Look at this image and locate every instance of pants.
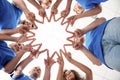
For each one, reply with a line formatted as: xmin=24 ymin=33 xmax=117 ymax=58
xmin=102 ymin=17 xmax=120 ymax=72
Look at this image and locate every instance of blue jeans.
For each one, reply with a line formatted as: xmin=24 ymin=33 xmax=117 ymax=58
xmin=102 ymin=17 xmax=120 ymax=72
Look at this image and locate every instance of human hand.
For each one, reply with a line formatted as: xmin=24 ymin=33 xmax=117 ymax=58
xmin=67 ymin=15 xmax=77 ymax=26
xmin=17 ymin=34 xmax=35 ymax=43
xmin=74 ymin=29 xmax=84 ymax=38
xmin=49 ymin=7 xmax=58 ymax=21
xmin=56 ymin=51 xmax=64 ymax=66
xmin=44 ymin=51 xmax=56 ymax=69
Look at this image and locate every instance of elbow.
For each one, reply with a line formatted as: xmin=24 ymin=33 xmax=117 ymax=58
xmin=2 ymin=67 xmax=13 ymax=74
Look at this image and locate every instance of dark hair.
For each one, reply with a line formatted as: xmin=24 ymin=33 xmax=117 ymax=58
xmin=63 ymin=69 xmax=84 ymax=80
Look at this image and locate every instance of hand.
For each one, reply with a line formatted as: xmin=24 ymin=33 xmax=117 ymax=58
xmin=67 ymin=15 xmax=77 ymax=26
xmin=72 ymin=39 xmax=84 ymax=50
xmin=17 ymin=34 xmax=34 ymax=43
xmin=74 ymin=29 xmax=84 ymax=38
xmin=61 ymin=48 xmax=72 ymax=62
xmin=44 ymin=51 xmax=56 ymax=68
xmin=38 ymin=7 xmax=46 ymax=18
xmin=56 ymin=51 xmax=64 ymax=66
xmin=26 ymin=12 xmax=35 ymax=22
xmin=61 ymin=9 xmax=69 ymax=18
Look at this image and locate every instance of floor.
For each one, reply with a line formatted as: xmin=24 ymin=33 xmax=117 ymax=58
xmin=0 ymin=0 xmax=120 ymax=80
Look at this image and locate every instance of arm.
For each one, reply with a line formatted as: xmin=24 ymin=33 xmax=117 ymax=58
xmin=0 ymin=33 xmax=18 ymax=42
xmin=82 ymin=17 xmax=106 ymax=33
xmin=53 ymin=0 xmax=62 ymax=8
xmin=62 ymin=48 xmax=93 ymax=80
xmin=70 ymin=57 xmax=93 ymax=80
xmin=12 ymin=0 xmax=30 ymax=16
xmin=12 ymin=55 xmax=33 ymax=78
xmin=80 ymin=46 xmax=102 ymax=66
xmin=28 ymin=0 xmax=42 ymax=10
xmin=56 ymin=51 xmax=64 ymax=80
xmin=2 ymin=50 xmax=26 ymax=73
xmin=76 ymin=5 xmax=102 ymax=19
xmin=0 ymin=29 xmax=17 ymax=35
xmin=43 ymin=51 xmax=55 ymax=80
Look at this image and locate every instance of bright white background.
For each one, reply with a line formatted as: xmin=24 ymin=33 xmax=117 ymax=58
xmin=0 ymin=0 xmax=120 ymax=80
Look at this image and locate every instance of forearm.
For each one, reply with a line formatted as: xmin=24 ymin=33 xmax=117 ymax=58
xmin=76 ymin=5 xmax=102 ymax=19
xmin=70 ymin=59 xmax=93 ymax=80
xmin=0 ymin=34 xmax=18 ymax=42
xmin=0 ymin=29 xmax=17 ymax=35
xmin=82 ymin=17 xmax=106 ymax=33
xmin=57 ymin=65 xmax=64 ymax=80
xmin=12 ymin=0 xmax=30 ymax=15
xmin=43 ymin=67 xmax=51 ymax=80
xmin=28 ymin=0 xmax=42 ymax=10
xmin=53 ymin=0 xmax=62 ymax=8
xmin=80 ymin=46 xmax=102 ymax=66
xmin=65 ymin=0 xmax=72 ymax=10
xmin=2 ymin=50 xmax=25 ymax=73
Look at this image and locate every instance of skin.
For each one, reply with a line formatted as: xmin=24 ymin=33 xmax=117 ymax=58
xmin=67 ymin=5 xmax=102 ymax=26
xmin=66 ymin=17 xmax=106 ymax=66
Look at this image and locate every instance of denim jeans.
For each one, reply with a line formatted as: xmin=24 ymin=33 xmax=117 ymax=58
xmin=102 ymin=17 xmax=120 ymax=72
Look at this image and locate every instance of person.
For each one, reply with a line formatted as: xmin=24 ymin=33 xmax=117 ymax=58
xmin=28 ymin=0 xmax=52 ymax=23
xmin=10 ymin=40 xmax=49 ymax=80
xmin=66 ymin=0 xmax=107 ymax=26
xmin=49 ymin=0 xmax=62 ymax=22
xmin=0 ymin=0 xmax=37 ymax=30
xmin=67 ymin=17 xmax=120 ymax=72
xmin=56 ymin=45 xmax=93 ymax=80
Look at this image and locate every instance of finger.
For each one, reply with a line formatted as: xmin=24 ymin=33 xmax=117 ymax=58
xmin=55 ymin=16 xmax=62 ymax=22
xmin=27 ymin=31 xmax=35 ymax=37
xmin=49 ymin=13 xmax=53 ymax=22
xmin=45 ymin=15 xmax=50 ymax=22
xmin=50 ymin=52 xmax=56 ymax=59
xmin=35 ymin=19 xmax=43 ymax=24
xmin=55 ymin=51 xmax=60 ymax=57
xmin=29 ymin=38 xmax=36 ymax=45
xmin=39 ymin=49 xmax=48 ymax=54
xmin=66 ymin=36 xmax=74 ymax=43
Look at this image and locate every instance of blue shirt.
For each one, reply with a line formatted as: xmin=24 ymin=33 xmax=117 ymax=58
xmin=0 ymin=0 xmax=22 ymax=30
xmin=11 ymin=74 xmax=35 ymax=80
xmin=0 ymin=40 xmax=16 ymax=69
xmin=86 ymin=19 xmax=111 ymax=67
xmin=0 ymin=0 xmax=22 ymax=69
xmin=76 ymin=0 xmax=107 ymax=10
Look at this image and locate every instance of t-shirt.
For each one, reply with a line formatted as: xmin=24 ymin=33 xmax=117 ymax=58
xmin=11 ymin=74 xmax=35 ymax=80
xmin=86 ymin=19 xmax=111 ymax=68
xmin=0 ymin=0 xmax=22 ymax=69
xmin=0 ymin=40 xmax=16 ymax=69
xmin=0 ymin=0 xmax=22 ymax=30
xmin=76 ymin=0 xmax=107 ymax=10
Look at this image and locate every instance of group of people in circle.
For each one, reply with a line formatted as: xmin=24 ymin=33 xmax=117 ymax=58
xmin=0 ymin=0 xmax=120 ymax=80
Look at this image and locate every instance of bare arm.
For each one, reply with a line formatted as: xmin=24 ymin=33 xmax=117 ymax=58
xmin=12 ymin=0 xmax=30 ymax=15
xmin=82 ymin=17 xmax=106 ymax=33
xmin=12 ymin=55 xmax=33 ymax=78
xmin=80 ymin=46 xmax=102 ymax=66
xmin=70 ymin=58 xmax=93 ymax=80
xmin=0 ymin=33 xmax=18 ymax=42
xmin=27 ymin=0 xmax=42 ymax=10
xmin=53 ymin=0 xmax=62 ymax=8
xmin=2 ymin=50 xmax=26 ymax=73
xmin=56 ymin=51 xmax=64 ymax=80
xmin=0 ymin=29 xmax=17 ymax=35
xmin=76 ymin=5 xmax=102 ymax=19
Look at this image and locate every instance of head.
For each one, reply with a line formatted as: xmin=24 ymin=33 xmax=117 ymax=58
xmin=9 ymin=43 xmax=24 ymax=53
xmin=73 ymin=3 xmax=84 ymax=15
xmin=39 ymin=0 xmax=52 ymax=9
xmin=19 ymin=20 xmax=35 ymax=30
xmin=63 ymin=70 xmax=84 ymax=80
xmin=29 ymin=66 xmax=41 ymax=79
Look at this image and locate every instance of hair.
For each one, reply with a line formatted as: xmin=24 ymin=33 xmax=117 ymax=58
xmin=63 ymin=69 xmax=84 ymax=80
